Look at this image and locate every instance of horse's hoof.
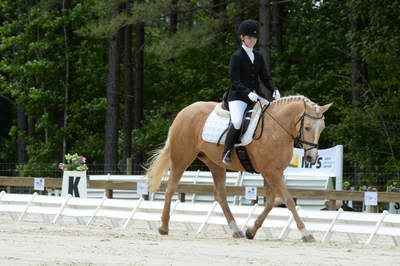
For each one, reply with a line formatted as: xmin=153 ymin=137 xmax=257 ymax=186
xmin=158 ymin=227 xmax=168 ymax=235
xmin=245 ymin=229 xmax=254 ymax=240
xmin=302 ymin=234 xmax=315 ymax=242
xmin=232 ymin=231 xmax=245 ymax=238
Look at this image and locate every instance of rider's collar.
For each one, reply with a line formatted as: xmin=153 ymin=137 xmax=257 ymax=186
xmin=241 ymin=44 xmax=253 ymax=53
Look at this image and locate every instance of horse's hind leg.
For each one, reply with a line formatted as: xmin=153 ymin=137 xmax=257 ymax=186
xmin=158 ymin=154 xmax=196 ymax=235
xmin=200 ymin=156 xmax=244 ymax=238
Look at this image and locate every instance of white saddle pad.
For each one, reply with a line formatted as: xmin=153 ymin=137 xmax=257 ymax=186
xmin=202 ymin=102 xmax=266 ymax=146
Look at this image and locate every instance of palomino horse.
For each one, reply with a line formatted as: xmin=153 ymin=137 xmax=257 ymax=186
xmin=146 ymin=95 xmax=332 ymax=241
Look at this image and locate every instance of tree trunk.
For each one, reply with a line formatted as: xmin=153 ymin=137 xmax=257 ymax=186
xmin=185 ymin=0 xmax=195 ymax=28
xmin=350 ymin=10 xmax=368 ymax=186
xmin=272 ymin=0 xmax=283 ymax=53
xmin=259 ymin=0 xmax=272 ymax=71
xmin=16 ymin=104 xmax=28 ymax=164
xmin=259 ymin=0 xmax=273 ymax=99
xmin=211 ymin=0 xmax=227 ymax=46
xmin=351 ymin=16 xmax=367 ymax=108
xmin=104 ymin=2 xmax=121 ymax=174
xmin=133 ymin=21 xmax=145 ymax=174
xmin=122 ymin=23 xmax=134 ymax=172
xmin=234 ymin=1 xmax=245 ymax=46
xmin=170 ymin=0 xmax=178 ymax=35
xmin=212 ymin=0 xmax=226 ymax=14
xmin=62 ymin=0 xmax=71 ymax=161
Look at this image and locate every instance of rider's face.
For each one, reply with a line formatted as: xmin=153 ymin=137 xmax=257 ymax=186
xmin=241 ymin=35 xmax=257 ymax=48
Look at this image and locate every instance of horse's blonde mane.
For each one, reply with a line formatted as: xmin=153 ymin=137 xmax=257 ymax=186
xmin=269 ymin=95 xmax=312 ymax=110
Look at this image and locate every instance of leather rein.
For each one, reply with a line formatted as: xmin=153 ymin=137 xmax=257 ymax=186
xmin=253 ymin=100 xmax=324 ymax=151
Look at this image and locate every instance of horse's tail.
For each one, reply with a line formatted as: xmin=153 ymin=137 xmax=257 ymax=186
xmin=146 ymin=136 xmax=171 ymax=192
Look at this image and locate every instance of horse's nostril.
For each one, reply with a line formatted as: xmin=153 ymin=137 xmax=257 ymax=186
xmin=306 ymin=155 xmax=312 ymax=162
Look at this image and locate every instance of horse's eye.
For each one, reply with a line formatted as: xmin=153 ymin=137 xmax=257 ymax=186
xmin=305 ymin=127 xmax=311 ymax=131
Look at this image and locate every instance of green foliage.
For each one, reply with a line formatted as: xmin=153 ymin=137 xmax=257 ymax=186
xmin=0 ymin=0 xmax=399 ymax=187
xmin=59 ymin=153 xmax=88 ymax=171
xmin=16 ymin=162 xmax=58 ymax=177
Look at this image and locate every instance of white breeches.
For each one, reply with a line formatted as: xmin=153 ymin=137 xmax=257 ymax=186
xmin=228 ymin=100 xmax=248 ymax=130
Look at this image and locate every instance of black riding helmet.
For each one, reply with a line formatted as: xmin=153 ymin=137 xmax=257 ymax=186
xmin=238 ymin=19 xmax=259 ymax=38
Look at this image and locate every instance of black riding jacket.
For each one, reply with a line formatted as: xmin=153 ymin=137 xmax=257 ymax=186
xmin=227 ymin=47 xmax=276 ymax=104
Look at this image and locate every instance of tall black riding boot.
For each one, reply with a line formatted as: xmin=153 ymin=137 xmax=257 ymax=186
xmin=222 ymin=124 xmax=240 ymax=165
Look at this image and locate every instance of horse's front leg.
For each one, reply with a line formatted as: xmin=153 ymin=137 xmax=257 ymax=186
xmin=245 ymin=177 xmax=276 ymax=239
xmin=278 ymin=183 xmax=315 ymax=242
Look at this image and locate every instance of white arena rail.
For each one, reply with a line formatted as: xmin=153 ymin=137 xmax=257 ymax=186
xmin=87 ymin=171 xmax=333 ymax=210
xmin=1 ymin=191 xmax=399 ymax=246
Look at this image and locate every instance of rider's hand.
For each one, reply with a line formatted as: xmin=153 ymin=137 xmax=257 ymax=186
xmin=248 ymin=92 xmax=258 ymax=102
xmin=273 ymin=89 xmax=281 ymax=99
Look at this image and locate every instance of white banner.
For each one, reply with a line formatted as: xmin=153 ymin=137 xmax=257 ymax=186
xmin=284 ymin=145 xmax=343 ymax=190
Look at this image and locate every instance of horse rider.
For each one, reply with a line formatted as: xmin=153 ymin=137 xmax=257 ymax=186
xmin=222 ymin=19 xmax=281 ymax=165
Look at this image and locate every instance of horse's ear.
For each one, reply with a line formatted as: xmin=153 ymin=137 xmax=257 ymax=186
xmin=320 ymin=103 xmax=333 ymax=113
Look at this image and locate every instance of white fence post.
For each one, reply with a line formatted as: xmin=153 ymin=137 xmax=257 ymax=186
xmin=240 ymin=204 xmax=258 ymax=231
xmin=87 ymin=197 xmax=107 ymax=226
xmin=191 ymin=170 xmax=200 ymax=203
xmin=197 ymin=201 xmax=218 ymax=234
xmin=278 ymin=206 xmax=299 ymax=240
xmin=123 ymin=197 xmax=144 ymax=229
xmin=18 ymin=192 xmax=38 ymax=222
xmin=322 ymin=208 xmax=343 ymax=243
xmin=52 ymin=194 xmax=72 ymax=224
xmin=365 ymin=210 xmax=388 ymax=246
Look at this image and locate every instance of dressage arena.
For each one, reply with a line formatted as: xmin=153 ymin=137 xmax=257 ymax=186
xmin=1 ymin=212 xmax=399 ymax=266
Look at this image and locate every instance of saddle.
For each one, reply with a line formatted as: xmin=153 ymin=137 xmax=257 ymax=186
xmin=202 ymin=99 xmax=270 ymax=173
xmin=218 ymin=102 xmax=255 ymax=145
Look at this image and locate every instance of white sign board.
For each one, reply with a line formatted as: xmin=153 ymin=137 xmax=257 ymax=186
xmin=61 ymin=171 xmax=87 ymax=198
xmin=34 ymin=178 xmax=45 ymax=191
xmin=284 ymin=145 xmax=343 ymax=190
xmin=245 ymin=186 xmax=257 ymax=200
xmin=137 ymin=182 xmax=148 ymax=195
xmin=364 ymin=192 xmax=378 ymax=206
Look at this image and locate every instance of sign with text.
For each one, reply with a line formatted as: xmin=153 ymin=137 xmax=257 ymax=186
xmin=34 ymin=178 xmax=45 ymax=191
xmin=61 ymin=171 xmax=87 ymax=198
xmin=285 ymin=145 xmax=343 ymax=190
xmin=364 ymin=192 xmax=378 ymax=206
xmin=245 ymin=186 xmax=257 ymax=200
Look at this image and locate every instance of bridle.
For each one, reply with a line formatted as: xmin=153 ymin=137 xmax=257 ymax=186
xmin=255 ymin=100 xmax=324 ymax=151
xmin=294 ymin=111 xmax=324 ymax=151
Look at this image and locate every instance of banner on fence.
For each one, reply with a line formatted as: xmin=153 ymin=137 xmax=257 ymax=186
xmin=284 ymin=145 xmax=343 ymax=190
xmin=61 ymin=171 xmax=87 ymax=198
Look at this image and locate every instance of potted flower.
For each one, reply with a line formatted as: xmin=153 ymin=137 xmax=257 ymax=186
xmin=59 ymin=153 xmax=88 ymax=171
